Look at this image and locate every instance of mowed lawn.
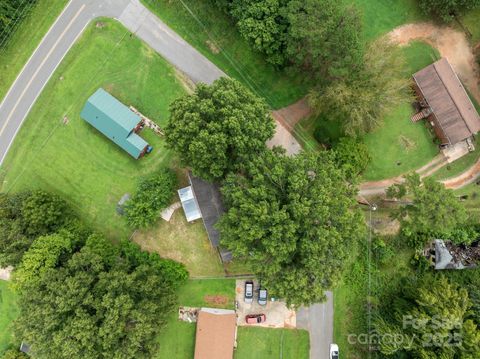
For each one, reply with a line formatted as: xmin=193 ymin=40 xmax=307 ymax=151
xmin=0 ymin=281 xmax=18 ymax=354
xmin=0 ymin=20 xmax=186 ymax=239
xmin=235 ymin=327 xmax=310 ymax=359
xmin=0 ymin=0 xmax=69 ymax=100
xmin=141 ymin=0 xmax=309 ymax=109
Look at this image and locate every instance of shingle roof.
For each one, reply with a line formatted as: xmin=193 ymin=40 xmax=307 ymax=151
xmin=80 ymin=88 xmax=148 ymax=159
xmin=194 ymin=309 xmax=236 ymax=359
xmin=413 ymin=58 xmax=480 ymax=145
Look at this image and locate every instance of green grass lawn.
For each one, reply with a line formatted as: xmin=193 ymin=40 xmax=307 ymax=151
xmin=141 ymin=0 xmax=310 ymax=109
xmin=454 ymin=183 xmax=480 ymax=218
xmin=461 ymin=9 xmax=480 ymax=43
xmin=0 ymin=0 xmax=68 ymax=101
xmin=0 ymin=19 xmax=186 ymax=239
xmin=348 ymin=0 xmax=422 ymax=42
xmin=235 ymin=327 xmax=310 ymax=359
xmin=133 ymin=211 xmax=225 ymax=277
xmin=0 ymin=281 xmax=18 ymax=354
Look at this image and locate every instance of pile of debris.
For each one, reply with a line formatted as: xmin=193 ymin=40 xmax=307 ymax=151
xmin=178 ymin=307 xmax=199 ymax=323
xmin=425 ymin=239 xmax=480 ymax=270
xmin=129 ymin=106 xmax=164 ymax=135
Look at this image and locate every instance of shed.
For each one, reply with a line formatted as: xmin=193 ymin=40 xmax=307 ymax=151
xmin=412 ymin=58 xmax=480 ymax=146
xmin=178 ymin=186 xmax=202 ymax=222
xmin=80 ymin=88 xmax=150 ymax=159
xmin=194 ymin=308 xmax=237 ymax=359
xmin=188 ymin=173 xmax=232 ymax=262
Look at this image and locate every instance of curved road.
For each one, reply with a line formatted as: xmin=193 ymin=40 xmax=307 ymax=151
xmin=0 ymin=1 xmax=325 ymax=358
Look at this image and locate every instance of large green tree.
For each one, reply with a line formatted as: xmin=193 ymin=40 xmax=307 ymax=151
xmin=124 ymin=168 xmax=177 ymax=228
xmin=387 ymin=173 xmax=470 ymax=247
xmin=230 ymin=0 xmax=290 ymax=66
xmin=13 ymin=236 xmax=187 ymax=359
xmin=309 ymin=38 xmax=412 ymax=137
xmin=165 ymin=77 xmax=275 ymax=180
xmin=0 ymin=191 xmax=72 ymax=267
xmin=286 ymin=0 xmax=363 ymax=81
xmin=375 ymin=275 xmax=480 ymax=357
xmin=218 ymin=148 xmax=364 ymax=306
xmin=418 ymin=0 xmax=480 ymax=22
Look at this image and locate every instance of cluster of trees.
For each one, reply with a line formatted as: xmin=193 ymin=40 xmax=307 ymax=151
xmin=0 ymin=191 xmax=188 ymax=359
xmin=418 ymin=0 xmax=480 ymax=22
xmin=0 ymin=0 xmax=37 ymax=47
xmin=124 ymin=169 xmax=177 ymax=228
xmin=215 ymin=0 xmax=363 ymax=82
xmin=387 ymin=173 xmax=476 ymax=248
xmin=375 ymin=275 xmax=480 ymax=357
xmin=165 ymin=77 xmax=365 ymax=306
xmin=166 ymin=77 xmax=275 ymax=181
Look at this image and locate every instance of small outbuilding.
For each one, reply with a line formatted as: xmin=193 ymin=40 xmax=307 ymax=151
xmin=178 ymin=186 xmax=202 ymax=222
xmin=80 ymin=88 xmax=151 ymax=159
xmin=194 ymin=308 xmax=237 ymax=359
xmin=412 ymin=58 xmax=480 ymax=147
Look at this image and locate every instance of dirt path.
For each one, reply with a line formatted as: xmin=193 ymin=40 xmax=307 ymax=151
xmin=389 ymin=22 xmax=480 ymax=103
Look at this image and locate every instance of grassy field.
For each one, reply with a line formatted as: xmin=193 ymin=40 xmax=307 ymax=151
xmin=141 ymin=0 xmax=309 ymax=109
xmin=0 ymin=19 xmax=186 ymax=239
xmin=461 ymin=9 xmax=480 ymax=43
xmin=134 ymin=211 xmax=225 ymax=277
xmin=454 ymin=183 xmax=480 ymax=218
xmin=235 ymin=327 xmax=310 ymax=359
xmin=0 ymin=281 xmax=18 ymax=354
xmin=348 ymin=0 xmax=422 ymax=42
xmin=0 ymin=0 xmax=68 ymax=101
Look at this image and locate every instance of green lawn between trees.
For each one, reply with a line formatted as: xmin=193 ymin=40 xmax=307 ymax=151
xmin=0 ymin=281 xmax=18 ymax=353
xmin=156 ymin=279 xmax=309 ymax=359
xmin=0 ymin=19 xmax=185 ymax=239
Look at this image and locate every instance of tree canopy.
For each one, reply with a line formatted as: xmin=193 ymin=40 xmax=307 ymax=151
xmin=0 ymin=191 xmax=73 ymax=267
xmin=418 ymin=0 xmax=480 ymax=22
xmin=332 ymin=137 xmax=371 ymax=179
xmin=285 ymin=0 xmax=363 ymax=81
xmin=0 ymin=0 xmax=37 ymax=48
xmin=387 ymin=173 xmax=470 ymax=247
xmin=375 ymin=275 xmax=480 ymax=357
xmin=124 ymin=168 xmax=177 ymax=228
xmin=13 ymin=234 xmax=188 ymax=359
xmin=218 ymin=148 xmax=364 ymax=306
xmin=309 ymin=38 xmax=412 ymax=137
xmin=165 ymin=77 xmax=275 ymax=180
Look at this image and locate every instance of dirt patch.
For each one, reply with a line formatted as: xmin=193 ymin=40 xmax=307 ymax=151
xmin=399 ymin=135 xmax=416 ymax=151
xmin=388 ymin=22 xmax=480 ymax=104
xmin=204 ymin=295 xmax=229 ymax=305
xmin=96 ymin=21 xmax=105 ymax=28
xmin=175 ymin=69 xmax=196 ymax=94
xmin=206 ymin=40 xmax=220 ymax=54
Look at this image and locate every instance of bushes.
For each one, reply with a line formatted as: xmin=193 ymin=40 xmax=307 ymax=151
xmin=124 ymin=168 xmax=177 ymax=228
xmin=418 ymin=0 xmax=480 ymax=22
xmin=333 ymin=137 xmax=371 ymax=178
xmin=0 ymin=0 xmax=37 ymax=49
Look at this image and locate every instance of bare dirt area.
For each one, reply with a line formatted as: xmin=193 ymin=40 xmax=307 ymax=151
xmin=389 ymin=22 xmax=480 ymax=103
xmin=235 ymin=280 xmax=296 ymax=328
xmin=204 ymin=295 xmax=229 ymax=306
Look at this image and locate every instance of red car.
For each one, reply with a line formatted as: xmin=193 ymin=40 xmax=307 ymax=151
xmin=245 ymin=314 xmax=266 ymax=324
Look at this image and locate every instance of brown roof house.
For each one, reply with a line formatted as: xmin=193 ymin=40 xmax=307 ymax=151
xmin=194 ymin=308 xmax=237 ymax=359
xmin=412 ymin=58 xmax=480 ymax=149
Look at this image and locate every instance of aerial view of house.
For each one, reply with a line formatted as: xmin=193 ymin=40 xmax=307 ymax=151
xmin=0 ymin=1 xmax=479 ymax=359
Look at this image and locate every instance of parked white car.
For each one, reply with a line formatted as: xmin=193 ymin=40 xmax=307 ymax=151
xmin=330 ymin=344 xmax=339 ymax=359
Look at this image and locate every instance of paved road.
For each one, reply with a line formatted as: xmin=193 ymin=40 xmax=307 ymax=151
xmin=297 ymin=291 xmax=334 ymax=359
xmin=0 ymin=0 xmax=322 ymax=357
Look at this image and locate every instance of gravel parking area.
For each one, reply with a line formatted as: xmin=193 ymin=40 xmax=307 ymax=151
xmin=235 ymin=279 xmax=296 ymax=328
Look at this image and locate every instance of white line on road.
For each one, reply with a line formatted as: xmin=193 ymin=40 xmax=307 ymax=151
xmin=0 ymin=4 xmax=85 ymax=139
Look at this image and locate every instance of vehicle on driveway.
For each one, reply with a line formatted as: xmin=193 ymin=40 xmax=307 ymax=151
xmin=330 ymin=344 xmax=339 ymax=359
xmin=258 ymin=288 xmax=268 ymax=306
xmin=245 ymin=314 xmax=266 ymax=324
xmin=244 ymin=281 xmax=254 ymax=303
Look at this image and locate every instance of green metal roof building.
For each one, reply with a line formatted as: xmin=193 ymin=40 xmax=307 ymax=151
xmin=80 ymin=88 xmax=149 ymax=159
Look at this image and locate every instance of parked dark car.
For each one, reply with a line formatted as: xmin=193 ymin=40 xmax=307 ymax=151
xmin=244 ymin=281 xmax=254 ymax=303
xmin=245 ymin=314 xmax=266 ymax=324
xmin=258 ymin=288 xmax=267 ymax=306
